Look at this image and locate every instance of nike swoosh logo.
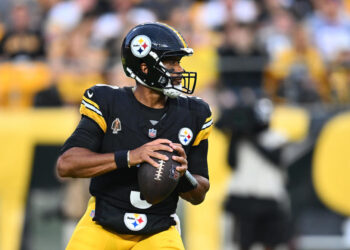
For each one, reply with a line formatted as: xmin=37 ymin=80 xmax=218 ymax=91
xmin=87 ymin=90 xmax=93 ymax=98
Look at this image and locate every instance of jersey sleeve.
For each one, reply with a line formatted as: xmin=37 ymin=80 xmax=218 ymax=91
xmin=79 ymin=85 xmax=109 ymax=133
xmin=192 ymin=100 xmax=213 ymax=146
xmin=185 ymin=98 xmax=213 ymax=179
xmin=60 ymin=116 xmax=104 ymax=154
xmin=187 ymin=139 xmax=209 ymax=178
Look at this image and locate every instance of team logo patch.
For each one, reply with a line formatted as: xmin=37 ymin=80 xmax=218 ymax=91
xmin=178 ymin=127 xmax=193 ymax=146
xmin=111 ymin=118 xmax=121 ymax=134
xmin=124 ymin=213 xmax=147 ymax=231
xmin=131 ymin=35 xmax=152 ymax=58
xmin=148 ymin=128 xmax=157 ymax=138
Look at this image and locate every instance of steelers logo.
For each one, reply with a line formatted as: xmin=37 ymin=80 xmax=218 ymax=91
xmin=131 ymin=35 xmax=152 ymax=58
xmin=178 ymin=127 xmax=193 ymax=146
xmin=124 ymin=213 xmax=147 ymax=231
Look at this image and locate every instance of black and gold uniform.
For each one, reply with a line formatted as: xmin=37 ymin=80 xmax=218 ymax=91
xmin=61 ymin=84 xmax=212 ymax=238
xmin=61 ymin=22 xmax=212 ymax=250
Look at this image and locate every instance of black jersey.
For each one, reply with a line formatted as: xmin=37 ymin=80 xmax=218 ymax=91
xmin=62 ymin=84 xmax=213 ymax=233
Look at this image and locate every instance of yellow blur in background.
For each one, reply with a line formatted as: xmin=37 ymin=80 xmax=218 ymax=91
xmin=0 ymin=108 xmax=79 ymax=250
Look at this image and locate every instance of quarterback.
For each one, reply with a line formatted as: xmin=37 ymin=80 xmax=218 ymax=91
xmin=56 ymin=22 xmax=212 ymax=249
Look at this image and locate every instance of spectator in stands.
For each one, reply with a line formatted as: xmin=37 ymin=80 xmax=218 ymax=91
xmin=257 ymin=0 xmax=314 ymax=22
xmin=306 ymin=0 xmax=350 ymax=63
xmin=0 ymin=3 xmax=45 ymax=61
xmin=91 ymin=0 xmax=156 ymax=74
xmin=45 ymin=0 xmax=97 ymax=40
xmin=167 ymin=5 xmax=219 ymax=97
xmin=198 ymin=0 xmax=259 ymax=30
xmin=36 ymin=0 xmax=61 ymax=17
xmin=48 ymin=17 xmax=106 ymax=106
xmin=328 ymin=50 xmax=350 ymax=103
xmin=266 ymin=23 xmax=328 ymax=103
xmin=257 ymin=7 xmax=295 ymax=60
xmin=139 ymin=0 xmax=185 ymax=21
xmin=0 ymin=2 xmax=52 ymax=108
xmin=91 ymin=0 xmax=156 ymax=48
xmin=45 ymin=0 xmax=97 ymax=67
xmin=217 ymin=22 xmax=268 ymax=109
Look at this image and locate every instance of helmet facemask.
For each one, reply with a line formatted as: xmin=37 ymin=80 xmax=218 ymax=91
xmin=146 ymin=50 xmax=197 ymax=98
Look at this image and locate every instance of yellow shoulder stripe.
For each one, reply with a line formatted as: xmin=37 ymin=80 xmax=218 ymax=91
xmin=205 ymin=115 xmax=212 ymax=123
xmin=80 ymin=104 xmax=107 ymax=133
xmin=193 ymin=125 xmax=213 ymax=146
xmin=82 ymin=96 xmax=100 ymax=110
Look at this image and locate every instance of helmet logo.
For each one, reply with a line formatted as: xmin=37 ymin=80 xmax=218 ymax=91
xmin=131 ymin=35 xmax=152 ymax=58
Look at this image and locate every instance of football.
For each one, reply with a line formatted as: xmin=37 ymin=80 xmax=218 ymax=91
xmin=137 ymin=150 xmax=180 ymax=205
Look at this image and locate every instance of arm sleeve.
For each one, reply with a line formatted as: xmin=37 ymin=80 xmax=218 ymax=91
xmin=176 ymin=140 xmax=209 ymax=193
xmin=61 ymin=85 xmax=110 ymax=154
xmin=188 ymin=100 xmax=212 ymax=178
xmin=187 ymin=139 xmax=209 ymax=179
xmin=60 ymin=116 xmax=104 ymax=154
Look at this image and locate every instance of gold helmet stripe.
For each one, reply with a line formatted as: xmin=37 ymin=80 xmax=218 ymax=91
xmin=159 ymin=22 xmax=188 ymax=48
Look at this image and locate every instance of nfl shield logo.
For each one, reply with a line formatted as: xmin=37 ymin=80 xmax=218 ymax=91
xmin=148 ymin=128 xmax=157 ymax=138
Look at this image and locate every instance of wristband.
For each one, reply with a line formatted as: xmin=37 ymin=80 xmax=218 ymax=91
xmin=127 ymin=150 xmax=131 ymax=168
xmin=176 ymin=175 xmax=197 ymax=193
xmin=114 ymin=150 xmax=129 ymax=169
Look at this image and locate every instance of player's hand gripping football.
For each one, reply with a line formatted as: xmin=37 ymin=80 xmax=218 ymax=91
xmin=129 ymin=138 xmax=174 ymax=168
xmin=128 ymin=139 xmax=188 ymax=176
xmin=169 ymin=142 xmax=188 ymax=177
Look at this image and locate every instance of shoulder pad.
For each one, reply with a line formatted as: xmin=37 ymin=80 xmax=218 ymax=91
xmin=187 ymin=96 xmax=211 ymax=117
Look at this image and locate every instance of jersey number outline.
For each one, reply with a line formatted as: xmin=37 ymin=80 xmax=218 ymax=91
xmin=130 ymin=191 xmax=152 ymax=209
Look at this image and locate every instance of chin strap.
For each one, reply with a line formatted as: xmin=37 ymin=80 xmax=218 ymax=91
xmin=127 ymin=66 xmax=182 ymax=98
xmin=163 ymin=83 xmax=182 ymax=98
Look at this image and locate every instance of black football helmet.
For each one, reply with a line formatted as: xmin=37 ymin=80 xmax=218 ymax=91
xmin=121 ymin=22 xmax=197 ymax=98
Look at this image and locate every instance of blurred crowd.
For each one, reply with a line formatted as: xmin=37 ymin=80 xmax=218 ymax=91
xmin=0 ymin=0 xmax=350 ymax=110
xmin=2 ymin=0 xmax=350 ymax=249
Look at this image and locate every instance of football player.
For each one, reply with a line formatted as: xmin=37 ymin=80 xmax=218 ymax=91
xmin=56 ymin=22 xmax=213 ymax=250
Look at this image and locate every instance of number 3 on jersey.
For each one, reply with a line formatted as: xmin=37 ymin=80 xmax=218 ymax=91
xmin=130 ymin=191 xmax=152 ymax=209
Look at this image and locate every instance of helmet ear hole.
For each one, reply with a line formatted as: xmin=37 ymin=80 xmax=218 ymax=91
xmin=140 ymin=63 xmax=148 ymax=74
